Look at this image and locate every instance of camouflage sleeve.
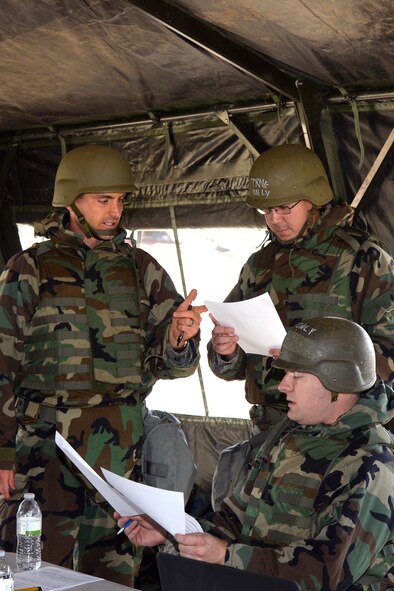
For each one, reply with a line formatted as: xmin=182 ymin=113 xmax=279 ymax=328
xmin=135 ymin=248 xmax=200 ymax=379
xmin=207 ymin=342 xmax=245 ymax=380
xmin=351 ymin=240 xmax=394 ymax=383
xmin=0 ymin=250 xmax=40 ymax=468
xmin=199 ymin=505 xmax=243 ymax=541
xmin=201 ymin=448 xmax=394 ymax=588
xmin=166 ymin=341 xmax=197 ymax=367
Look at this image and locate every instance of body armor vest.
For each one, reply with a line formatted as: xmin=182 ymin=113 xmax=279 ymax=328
xmin=17 ymin=239 xmax=150 ymax=404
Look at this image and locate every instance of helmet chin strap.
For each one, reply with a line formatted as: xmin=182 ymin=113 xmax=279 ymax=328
xmin=70 ymin=202 xmax=118 ymax=241
xmin=297 ymin=205 xmax=319 ymax=239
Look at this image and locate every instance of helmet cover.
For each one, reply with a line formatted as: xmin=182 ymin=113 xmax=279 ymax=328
xmin=53 ymin=145 xmax=137 ymax=207
xmin=247 ymin=144 xmax=333 ymax=209
xmin=273 ymin=317 xmax=376 ymax=392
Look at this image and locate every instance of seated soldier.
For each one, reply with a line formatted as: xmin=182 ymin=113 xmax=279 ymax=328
xmin=116 ymin=316 xmax=394 ymax=590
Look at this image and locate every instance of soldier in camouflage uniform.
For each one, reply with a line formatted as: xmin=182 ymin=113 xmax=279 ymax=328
xmin=118 ymin=317 xmax=394 ymax=590
xmin=207 ymin=143 xmax=394 ymax=431
xmin=0 ymin=145 xmax=205 ymax=585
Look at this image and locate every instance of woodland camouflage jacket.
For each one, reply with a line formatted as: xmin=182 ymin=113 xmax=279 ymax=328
xmin=200 ymin=381 xmax=394 ymax=590
xmin=0 ymin=211 xmax=200 ymax=468
xmin=208 ymin=203 xmax=394 ymax=409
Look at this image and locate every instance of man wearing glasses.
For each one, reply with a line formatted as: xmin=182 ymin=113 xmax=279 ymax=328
xmin=208 ymin=143 xmax=394 ymax=432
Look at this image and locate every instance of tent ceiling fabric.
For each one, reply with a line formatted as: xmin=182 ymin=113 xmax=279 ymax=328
xmin=1 ymin=0 xmax=393 ymax=133
xmin=176 ymin=0 xmax=394 ymax=86
xmin=0 ymin=0 xmax=393 ymax=256
xmin=0 ymin=0 xmax=272 ymax=131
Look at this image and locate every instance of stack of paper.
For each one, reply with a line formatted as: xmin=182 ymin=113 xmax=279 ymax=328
xmin=55 ymin=432 xmax=202 ymax=536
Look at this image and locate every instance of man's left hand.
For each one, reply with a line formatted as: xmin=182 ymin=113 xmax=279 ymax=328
xmin=175 ymin=532 xmax=228 ymax=564
xmin=169 ymin=289 xmax=207 ymax=349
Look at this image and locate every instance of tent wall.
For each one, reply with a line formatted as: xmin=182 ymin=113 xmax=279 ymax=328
xmin=3 ymin=99 xmax=393 ymax=259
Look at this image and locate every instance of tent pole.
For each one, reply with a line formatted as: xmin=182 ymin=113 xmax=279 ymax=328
xmin=169 ymin=205 xmax=209 ymax=417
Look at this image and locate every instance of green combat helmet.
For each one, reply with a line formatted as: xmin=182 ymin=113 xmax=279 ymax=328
xmin=53 ymin=144 xmax=137 ymax=208
xmin=247 ymin=143 xmax=333 ymax=209
xmin=52 ymin=144 xmax=137 ymax=239
xmin=273 ymin=317 xmax=376 ymax=393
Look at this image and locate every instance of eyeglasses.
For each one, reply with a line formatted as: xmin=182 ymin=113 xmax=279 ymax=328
xmin=258 ymin=201 xmax=301 ymax=216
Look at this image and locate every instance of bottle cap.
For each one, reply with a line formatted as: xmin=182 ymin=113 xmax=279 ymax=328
xmin=24 ymin=492 xmax=35 ymax=499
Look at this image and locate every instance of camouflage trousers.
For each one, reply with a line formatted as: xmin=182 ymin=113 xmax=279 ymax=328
xmin=0 ymin=399 xmax=144 ymax=586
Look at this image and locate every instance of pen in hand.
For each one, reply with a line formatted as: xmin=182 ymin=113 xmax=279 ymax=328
xmin=117 ymin=518 xmax=133 ymax=536
xmin=176 ymin=331 xmax=185 ymax=347
xmin=176 ymin=303 xmax=193 ymax=347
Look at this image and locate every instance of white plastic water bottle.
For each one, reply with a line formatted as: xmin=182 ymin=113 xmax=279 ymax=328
xmin=0 ymin=549 xmax=14 ymax=591
xmin=16 ymin=492 xmax=42 ymax=571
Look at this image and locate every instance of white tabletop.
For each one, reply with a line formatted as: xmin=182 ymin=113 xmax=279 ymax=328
xmin=6 ymin=553 xmax=136 ymax=591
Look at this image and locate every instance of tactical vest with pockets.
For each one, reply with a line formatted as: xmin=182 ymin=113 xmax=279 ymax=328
xmin=17 ymin=238 xmax=150 ymax=400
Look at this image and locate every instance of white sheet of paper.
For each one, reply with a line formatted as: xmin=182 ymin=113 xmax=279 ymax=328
xmin=55 ymin=431 xmax=140 ymax=516
xmin=55 ymin=432 xmax=202 ymax=537
xmin=101 ymin=468 xmax=202 ymax=536
xmin=205 ymin=292 xmax=286 ymax=355
xmin=13 ymin=565 xmax=103 ymax=591
xmin=185 ymin=512 xmax=204 ymax=533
